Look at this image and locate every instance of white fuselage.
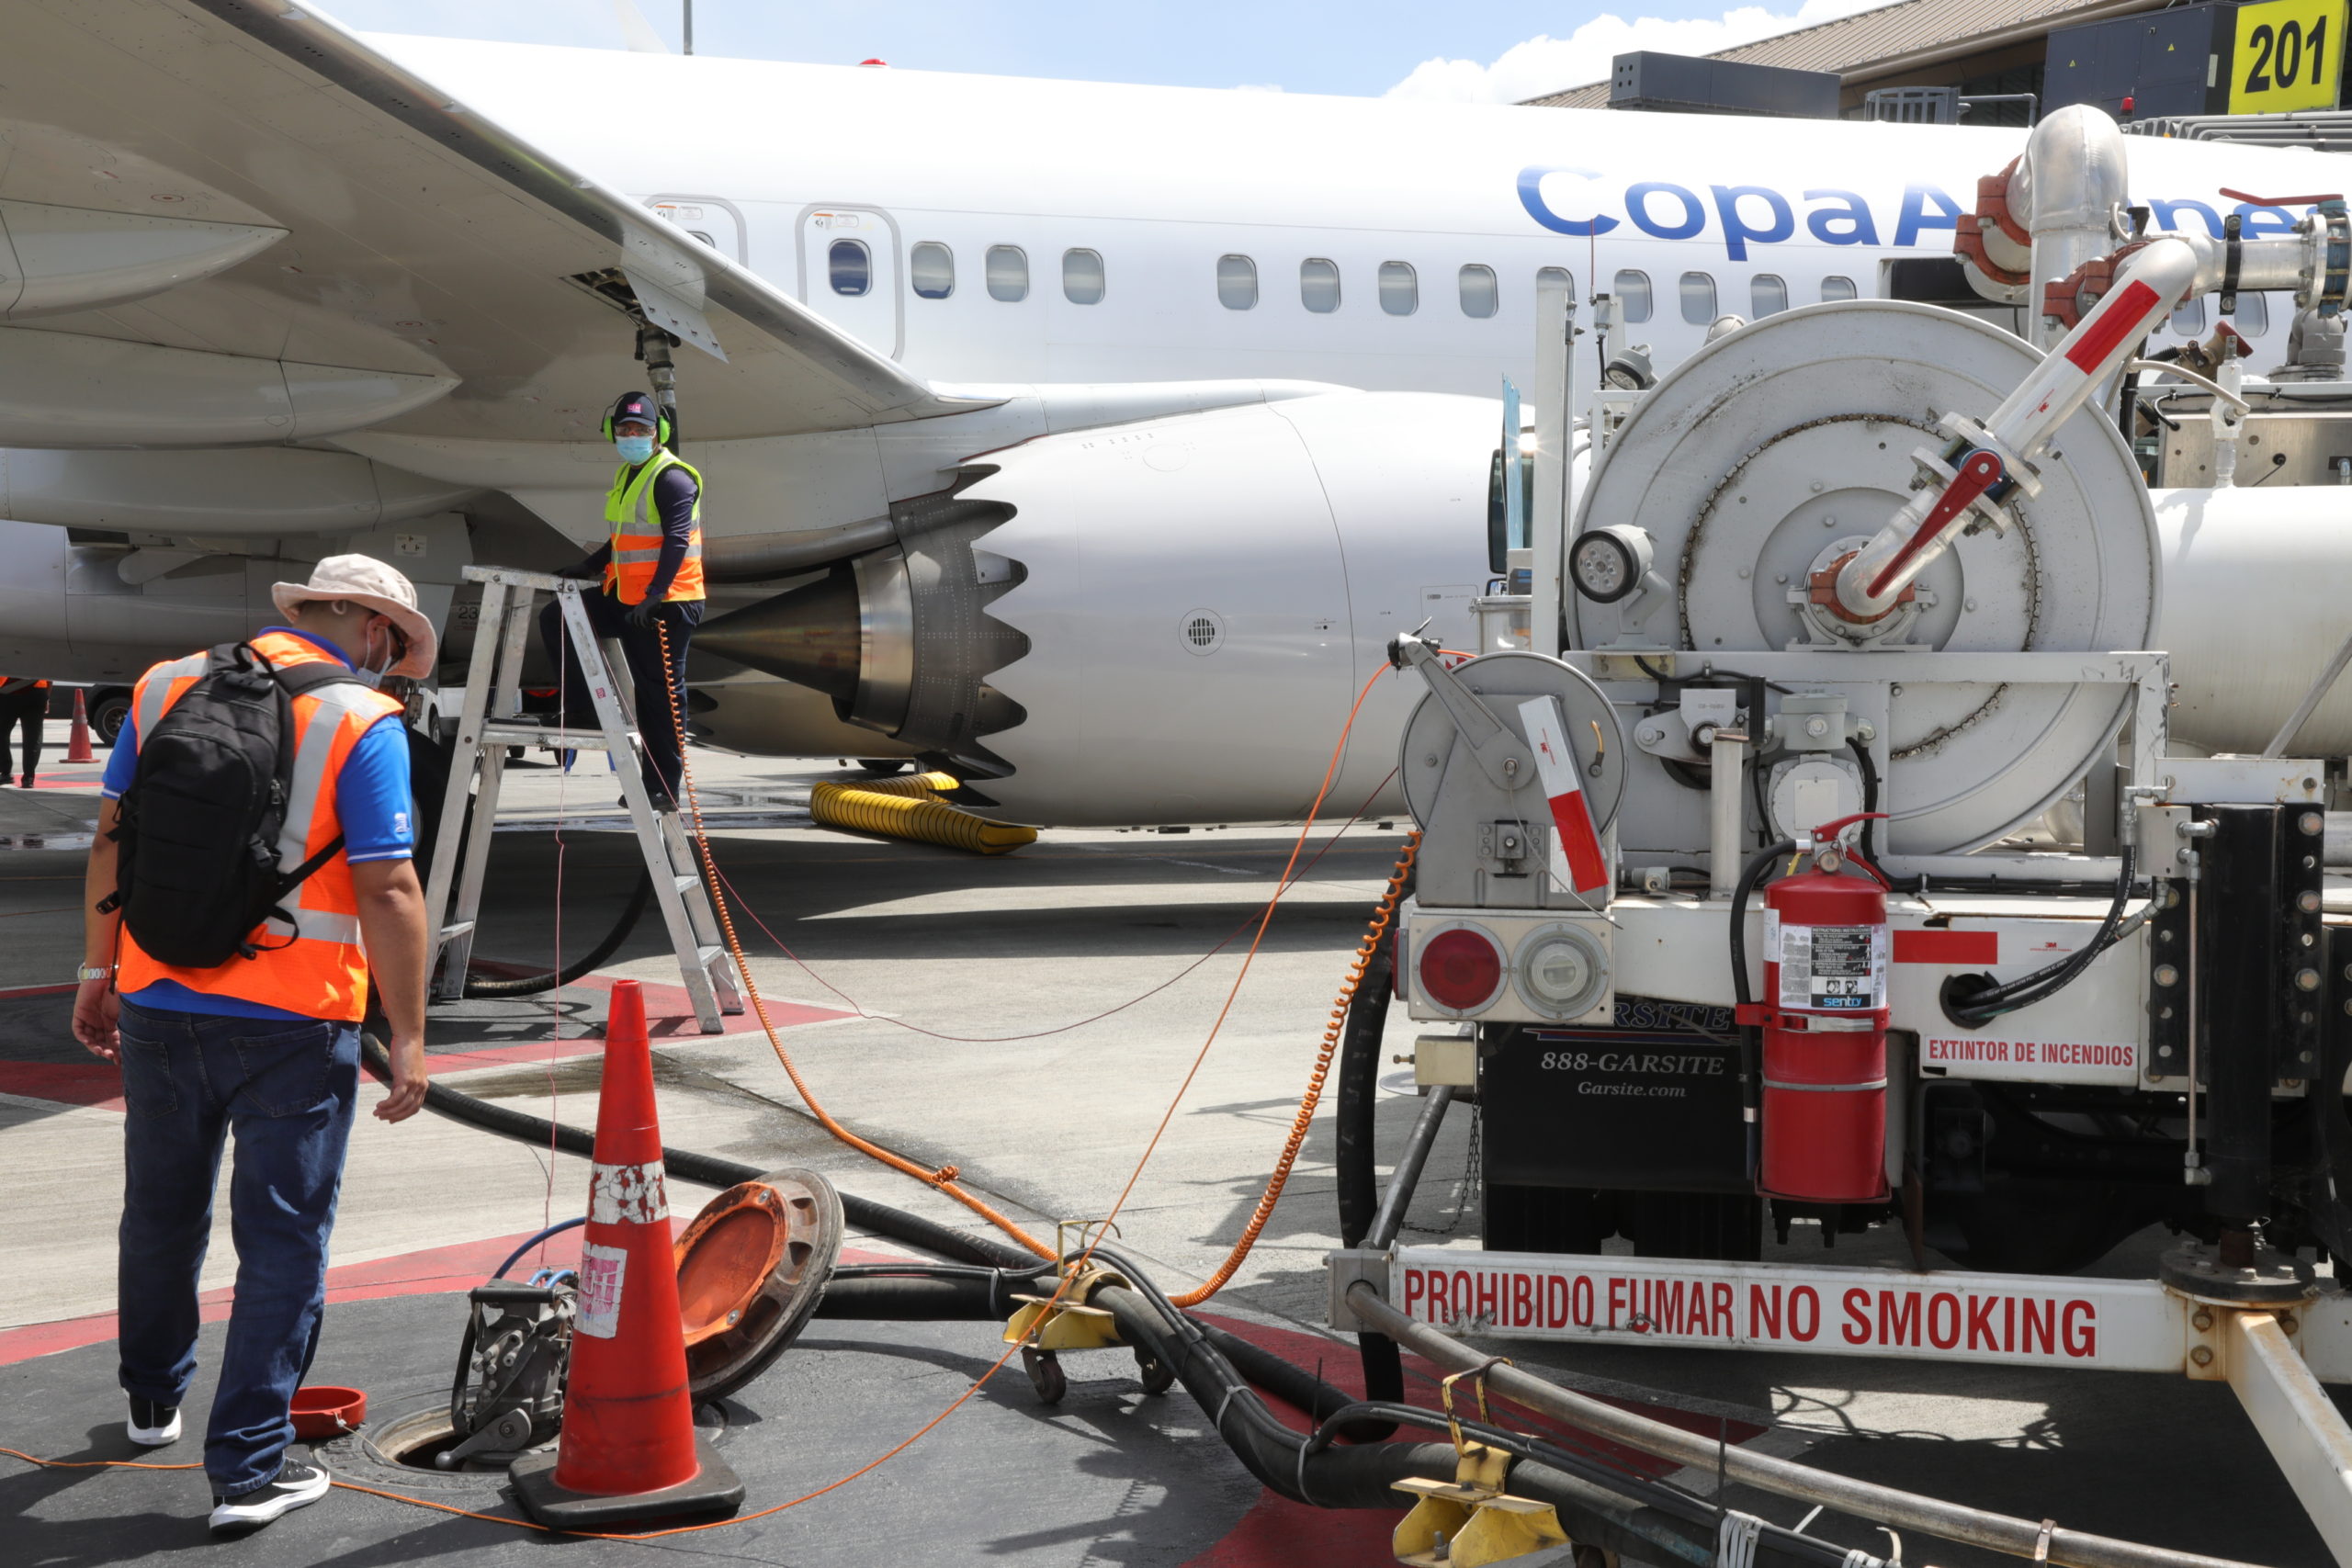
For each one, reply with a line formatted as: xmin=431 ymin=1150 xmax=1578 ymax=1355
xmin=369 ymin=37 xmax=2331 ymax=406
xmin=13 ymin=39 xmax=2352 ymax=827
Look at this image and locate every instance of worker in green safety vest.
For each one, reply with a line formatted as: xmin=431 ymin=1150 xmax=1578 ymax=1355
xmin=542 ymin=389 xmax=707 ymax=807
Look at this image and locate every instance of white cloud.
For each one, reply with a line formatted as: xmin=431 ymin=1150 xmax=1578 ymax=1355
xmin=1387 ymin=0 xmax=1907 ymax=104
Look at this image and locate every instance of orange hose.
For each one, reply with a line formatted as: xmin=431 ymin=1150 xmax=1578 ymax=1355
xmin=1168 ymin=829 xmax=1419 ymax=1307
xmin=662 ymin=626 xmax=1057 ymax=1258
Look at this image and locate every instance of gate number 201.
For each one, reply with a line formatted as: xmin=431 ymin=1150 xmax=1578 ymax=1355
xmin=2246 ymin=15 xmax=2327 ymax=94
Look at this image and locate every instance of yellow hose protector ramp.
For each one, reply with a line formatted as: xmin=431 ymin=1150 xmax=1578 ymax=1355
xmin=809 ymin=778 xmax=1036 ymax=855
xmin=848 ymin=771 xmax=962 ymax=799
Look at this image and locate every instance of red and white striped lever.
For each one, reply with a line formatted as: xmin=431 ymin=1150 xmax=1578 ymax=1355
xmin=1519 ymin=694 xmax=1610 ymax=894
xmin=1833 ymin=235 xmax=2212 ymax=624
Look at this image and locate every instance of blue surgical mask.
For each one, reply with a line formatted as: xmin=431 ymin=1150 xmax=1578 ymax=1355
xmin=616 ymin=434 xmax=657 ymax=464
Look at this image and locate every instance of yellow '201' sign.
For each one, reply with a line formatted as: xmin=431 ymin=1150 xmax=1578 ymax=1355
xmin=2231 ymin=0 xmax=2349 ymax=113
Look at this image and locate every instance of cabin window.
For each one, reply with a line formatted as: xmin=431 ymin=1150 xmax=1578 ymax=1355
xmin=2172 ymin=296 xmax=2207 ymax=335
xmin=1379 ymin=261 xmax=1419 ymax=316
xmin=1217 ymin=254 xmax=1258 ymax=310
xmin=910 ymin=242 xmax=954 ymax=299
xmin=1820 ymin=275 xmax=1858 ymax=301
xmin=1679 ymin=271 xmax=1717 ymax=325
xmin=986 ymin=244 xmax=1029 ymax=302
xmin=1063 ymin=248 xmax=1105 ymax=305
xmin=1537 ymin=265 xmax=1574 ymax=299
xmin=1614 ymin=269 xmax=1652 ymax=322
xmin=1301 ymin=257 xmax=1341 ymax=313
xmin=828 ymin=239 xmax=872 ymax=297
xmin=1458 ymin=265 xmax=1498 ymax=318
xmin=1751 ymin=274 xmax=1789 ymax=317
xmin=2234 ymin=290 xmax=2270 ymax=335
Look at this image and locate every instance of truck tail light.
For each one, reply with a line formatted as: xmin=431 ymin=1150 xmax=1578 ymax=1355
xmin=1419 ymin=926 xmax=1504 ymax=1013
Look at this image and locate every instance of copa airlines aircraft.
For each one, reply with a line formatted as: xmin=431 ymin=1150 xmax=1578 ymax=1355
xmin=0 ymin=4 xmax=2340 ymax=825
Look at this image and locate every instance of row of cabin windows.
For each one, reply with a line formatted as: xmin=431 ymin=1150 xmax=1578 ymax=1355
xmin=838 ymin=241 xmax=1910 ymax=329
xmin=1218 ymin=257 xmax=1526 ymax=316
xmin=832 ymin=239 xmax=1105 ymax=303
xmin=2169 ymin=291 xmax=2272 ymax=336
xmin=1608 ymin=269 xmax=1858 ymax=326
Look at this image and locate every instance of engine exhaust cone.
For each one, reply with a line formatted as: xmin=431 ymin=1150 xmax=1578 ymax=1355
xmin=695 ymin=566 xmax=861 ymax=703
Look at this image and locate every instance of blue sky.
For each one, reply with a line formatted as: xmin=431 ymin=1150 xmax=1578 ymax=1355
xmin=322 ymin=0 xmax=1898 ymax=102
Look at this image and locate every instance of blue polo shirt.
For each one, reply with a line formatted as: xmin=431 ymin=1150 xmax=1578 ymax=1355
xmin=103 ymin=628 xmax=415 ymax=1021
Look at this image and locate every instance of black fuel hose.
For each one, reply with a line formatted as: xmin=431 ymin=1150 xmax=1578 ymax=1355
xmin=460 ymin=871 xmax=654 ymax=998
xmin=1729 ymin=840 xmax=1796 ymax=1180
xmin=1847 ymin=737 xmax=1881 ymax=865
xmin=1939 ymin=847 xmax=2138 ymax=1028
xmin=357 ymin=1032 xmax=1035 ymax=1270
xmin=805 ymin=1259 xmax=1388 ymax=1439
xmin=1331 ymin=934 xmax=1406 ymax=1436
xmin=1080 ymin=1248 xmax=1820 ymax=1567
xmin=369 ymin=1040 xmax=1843 ymax=1564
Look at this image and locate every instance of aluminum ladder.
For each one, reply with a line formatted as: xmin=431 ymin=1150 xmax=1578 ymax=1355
xmin=423 ymin=565 xmax=743 ymax=1032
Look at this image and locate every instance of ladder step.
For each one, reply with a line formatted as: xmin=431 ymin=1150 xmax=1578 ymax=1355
xmin=479 ymin=723 xmax=624 ymax=750
xmin=438 ymin=920 xmax=476 ymax=941
xmin=696 ymin=945 xmax=728 ymax=965
xmin=673 ymin=873 xmax=702 ymax=893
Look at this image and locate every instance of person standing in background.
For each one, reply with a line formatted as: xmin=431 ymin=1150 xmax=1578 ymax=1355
xmin=539 ymin=389 xmax=706 ymax=807
xmin=0 ymin=674 xmax=51 ymax=787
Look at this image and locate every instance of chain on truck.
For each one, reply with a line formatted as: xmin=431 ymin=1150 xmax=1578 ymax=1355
xmin=1329 ymin=104 xmax=2352 ymax=1560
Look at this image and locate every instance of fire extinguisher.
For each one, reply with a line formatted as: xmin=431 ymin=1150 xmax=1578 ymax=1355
xmin=1755 ymin=814 xmax=1890 ymax=1204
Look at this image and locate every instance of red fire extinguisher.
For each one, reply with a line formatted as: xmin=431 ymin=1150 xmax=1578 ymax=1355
xmin=1758 ymin=814 xmax=1890 ymax=1203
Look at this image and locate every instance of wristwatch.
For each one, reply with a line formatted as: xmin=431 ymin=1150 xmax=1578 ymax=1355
xmin=76 ymin=964 xmax=114 ymax=983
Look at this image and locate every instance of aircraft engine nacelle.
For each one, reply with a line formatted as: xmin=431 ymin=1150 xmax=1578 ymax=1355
xmin=695 ymin=392 xmax=1500 ymax=826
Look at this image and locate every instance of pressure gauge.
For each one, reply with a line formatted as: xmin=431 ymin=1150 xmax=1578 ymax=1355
xmin=1513 ymin=921 xmax=1611 ymax=1021
xmin=1569 ymin=525 xmax=1653 ymax=604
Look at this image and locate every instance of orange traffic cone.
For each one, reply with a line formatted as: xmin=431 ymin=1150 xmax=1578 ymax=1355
xmin=510 ymin=979 xmax=743 ymax=1528
xmin=65 ymin=690 xmax=93 ymax=765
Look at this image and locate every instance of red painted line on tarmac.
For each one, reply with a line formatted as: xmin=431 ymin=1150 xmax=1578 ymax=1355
xmin=0 ymin=1219 xmax=913 ymax=1368
xmin=0 ymin=983 xmax=76 ymax=999
xmin=0 ymin=1061 xmax=122 ymax=1111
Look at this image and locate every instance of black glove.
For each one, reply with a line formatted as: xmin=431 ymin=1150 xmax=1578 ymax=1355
xmin=625 ymin=598 xmax=662 ymax=629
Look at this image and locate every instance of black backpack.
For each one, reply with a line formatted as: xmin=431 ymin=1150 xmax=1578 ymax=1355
xmin=105 ymin=641 xmax=368 ymax=968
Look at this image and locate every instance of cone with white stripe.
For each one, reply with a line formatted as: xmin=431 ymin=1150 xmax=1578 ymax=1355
xmin=511 ymin=978 xmax=743 ymax=1527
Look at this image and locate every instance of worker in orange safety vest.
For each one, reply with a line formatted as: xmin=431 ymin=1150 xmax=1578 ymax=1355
xmin=540 ymin=388 xmax=706 ymax=806
xmin=71 ymin=556 xmax=435 ymax=1537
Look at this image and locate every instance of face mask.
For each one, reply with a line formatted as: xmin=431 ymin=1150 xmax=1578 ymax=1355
xmin=351 ymin=623 xmax=397 ymax=687
xmin=616 ymin=434 xmax=656 ymax=464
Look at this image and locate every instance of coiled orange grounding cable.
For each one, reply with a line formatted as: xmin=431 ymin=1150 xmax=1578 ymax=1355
xmin=656 ymin=625 xmax=1408 ymax=1295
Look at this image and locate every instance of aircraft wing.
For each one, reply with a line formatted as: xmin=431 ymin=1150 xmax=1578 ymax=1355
xmin=5 ymin=0 xmax=985 ymax=445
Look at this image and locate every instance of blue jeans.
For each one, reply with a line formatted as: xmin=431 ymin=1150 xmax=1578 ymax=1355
xmin=114 ymin=999 xmax=359 ymax=1497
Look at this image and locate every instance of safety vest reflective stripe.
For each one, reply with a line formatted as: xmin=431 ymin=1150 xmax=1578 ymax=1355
xmin=115 ymin=633 xmax=404 ymax=1021
xmin=611 ymin=536 xmax=707 ymax=564
xmin=133 ymin=654 xmax=206 ymax=748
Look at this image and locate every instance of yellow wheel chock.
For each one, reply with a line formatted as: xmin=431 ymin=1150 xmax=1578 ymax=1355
xmin=1391 ymin=1364 xmax=1570 ymax=1568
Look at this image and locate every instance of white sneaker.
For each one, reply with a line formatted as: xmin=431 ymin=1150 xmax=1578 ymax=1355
xmin=209 ymin=1461 xmax=330 ymax=1535
xmin=125 ymin=1395 xmax=180 ymax=1447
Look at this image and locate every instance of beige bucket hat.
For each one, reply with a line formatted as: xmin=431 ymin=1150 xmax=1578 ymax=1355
xmin=270 ymin=554 xmax=437 ymax=680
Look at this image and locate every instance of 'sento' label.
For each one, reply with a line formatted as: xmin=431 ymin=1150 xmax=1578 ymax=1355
xmin=1779 ymin=923 xmax=1886 ymax=1010
xmin=576 ymin=1241 xmax=628 ymax=1338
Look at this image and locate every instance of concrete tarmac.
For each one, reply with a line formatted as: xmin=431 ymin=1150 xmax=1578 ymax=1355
xmin=0 ymin=731 xmax=2337 ymax=1565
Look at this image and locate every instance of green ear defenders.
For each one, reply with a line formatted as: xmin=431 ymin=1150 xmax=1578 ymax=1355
xmin=602 ymin=390 xmax=671 ymax=445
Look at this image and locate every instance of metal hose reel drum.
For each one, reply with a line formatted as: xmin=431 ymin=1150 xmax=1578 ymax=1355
xmin=1399 ymin=649 xmax=1627 ymax=910
xmin=673 ymin=1167 xmax=843 ymax=1403
xmin=1572 ymin=300 xmax=2158 ymax=855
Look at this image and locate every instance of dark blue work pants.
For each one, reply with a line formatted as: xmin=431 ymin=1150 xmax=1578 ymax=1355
xmin=538 ymin=588 xmax=704 ymax=804
xmin=114 ymin=1000 xmax=359 ymax=1497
